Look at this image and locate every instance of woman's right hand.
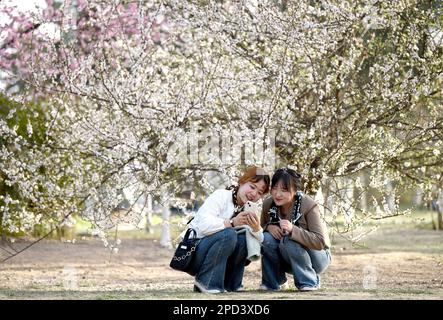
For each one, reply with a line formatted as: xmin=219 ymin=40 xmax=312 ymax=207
xmin=232 ymin=212 xmax=249 ymax=226
xmin=266 ymin=224 xmax=285 ymax=240
xmin=244 ymin=211 xmax=261 ymax=232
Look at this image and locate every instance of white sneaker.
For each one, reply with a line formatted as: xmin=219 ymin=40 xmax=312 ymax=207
xmin=193 ymin=281 xmax=223 ymax=294
xmin=298 ymin=286 xmax=318 ymax=292
xmin=259 ymin=284 xmax=280 ymax=291
xmin=234 ymin=285 xmax=246 ymax=292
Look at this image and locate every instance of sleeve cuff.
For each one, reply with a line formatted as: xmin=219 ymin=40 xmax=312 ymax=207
xmin=291 ymin=225 xmax=302 ymax=242
xmin=251 ymin=227 xmax=264 ymax=243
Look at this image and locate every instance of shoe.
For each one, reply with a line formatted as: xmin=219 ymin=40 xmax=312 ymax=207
xmin=193 ymin=281 xmax=223 ymax=294
xmin=234 ymin=285 xmax=245 ymax=292
xmin=298 ymin=286 xmax=318 ymax=292
xmin=259 ymin=284 xmax=280 ymax=291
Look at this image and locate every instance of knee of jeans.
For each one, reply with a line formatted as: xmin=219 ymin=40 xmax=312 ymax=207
xmin=236 ymin=233 xmax=247 ymax=247
xmin=223 ymin=228 xmax=238 ymax=250
xmin=279 ymin=239 xmax=305 ymax=255
xmin=262 ymin=232 xmax=279 ymax=251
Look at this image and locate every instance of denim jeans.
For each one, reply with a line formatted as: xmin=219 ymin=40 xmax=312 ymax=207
xmin=188 ymin=228 xmax=248 ymax=291
xmin=261 ymin=232 xmax=331 ymax=289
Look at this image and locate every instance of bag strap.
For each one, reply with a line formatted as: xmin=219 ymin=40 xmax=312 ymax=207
xmin=268 ymin=191 xmax=303 ymax=226
xmin=186 ymin=217 xmax=194 ymax=225
xmin=183 ymin=228 xmax=197 ymax=240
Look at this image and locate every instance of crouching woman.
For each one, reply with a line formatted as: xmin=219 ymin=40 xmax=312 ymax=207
xmin=260 ymin=168 xmax=331 ymax=291
xmin=187 ymin=166 xmax=270 ymax=293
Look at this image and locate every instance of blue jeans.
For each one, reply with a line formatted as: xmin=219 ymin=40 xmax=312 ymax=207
xmin=261 ymin=232 xmax=331 ymax=289
xmin=188 ymin=228 xmax=248 ymax=291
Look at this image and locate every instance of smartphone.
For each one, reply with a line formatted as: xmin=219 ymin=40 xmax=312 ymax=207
xmin=244 ymin=201 xmax=259 ymax=216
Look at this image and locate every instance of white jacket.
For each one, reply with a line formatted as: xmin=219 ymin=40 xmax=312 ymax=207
xmin=189 ymin=189 xmax=263 ymax=241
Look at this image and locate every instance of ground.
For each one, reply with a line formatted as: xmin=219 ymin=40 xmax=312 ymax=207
xmin=0 ymin=222 xmax=442 ymax=300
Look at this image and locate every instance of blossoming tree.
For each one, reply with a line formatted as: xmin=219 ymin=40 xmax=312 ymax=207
xmin=1 ymin=0 xmax=442 ymax=259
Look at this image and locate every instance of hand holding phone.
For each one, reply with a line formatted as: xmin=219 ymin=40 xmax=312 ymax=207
xmin=244 ymin=201 xmax=260 ymax=231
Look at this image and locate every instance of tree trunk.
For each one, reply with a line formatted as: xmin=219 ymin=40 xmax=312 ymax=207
xmin=314 ymin=187 xmax=325 ymax=218
xmin=413 ymin=187 xmax=424 ymax=206
xmin=160 ymin=196 xmax=172 ymax=248
xmin=437 ymin=190 xmax=443 ymax=231
xmin=322 ymin=180 xmax=332 ymax=215
xmin=385 ymin=180 xmax=396 ymax=212
xmin=359 ymin=172 xmax=368 ymax=212
xmin=0 ymin=213 xmax=4 ymax=244
xmin=145 ymin=194 xmax=154 ymax=234
xmin=438 ymin=211 xmax=443 ymax=231
xmin=341 ymin=178 xmax=355 ymax=226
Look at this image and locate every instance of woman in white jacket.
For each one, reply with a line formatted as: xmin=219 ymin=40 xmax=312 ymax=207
xmin=188 ymin=166 xmax=270 ymax=293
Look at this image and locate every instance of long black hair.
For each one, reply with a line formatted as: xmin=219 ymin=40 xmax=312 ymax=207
xmin=271 ymin=168 xmax=303 ymax=192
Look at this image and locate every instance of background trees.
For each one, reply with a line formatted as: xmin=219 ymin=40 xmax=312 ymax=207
xmin=1 ymin=0 xmax=442 ymax=252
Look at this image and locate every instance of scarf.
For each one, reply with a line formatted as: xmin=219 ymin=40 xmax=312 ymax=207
xmin=269 ymin=191 xmax=303 ymax=225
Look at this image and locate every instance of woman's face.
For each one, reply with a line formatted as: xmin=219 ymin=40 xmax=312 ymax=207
xmin=271 ymin=181 xmax=295 ymax=207
xmin=237 ymin=180 xmax=267 ymax=205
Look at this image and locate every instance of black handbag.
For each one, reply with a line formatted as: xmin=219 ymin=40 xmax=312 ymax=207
xmin=169 ymin=228 xmax=200 ymax=273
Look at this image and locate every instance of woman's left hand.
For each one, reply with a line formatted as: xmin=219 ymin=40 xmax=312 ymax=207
xmin=244 ymin=211 xmax=261 ymax=232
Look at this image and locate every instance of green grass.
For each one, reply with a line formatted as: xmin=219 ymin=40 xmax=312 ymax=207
xmin=70 ymin=213 xmax=185 ymax=241
xmin=328 ymin=208 xmax=439 ymax=230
